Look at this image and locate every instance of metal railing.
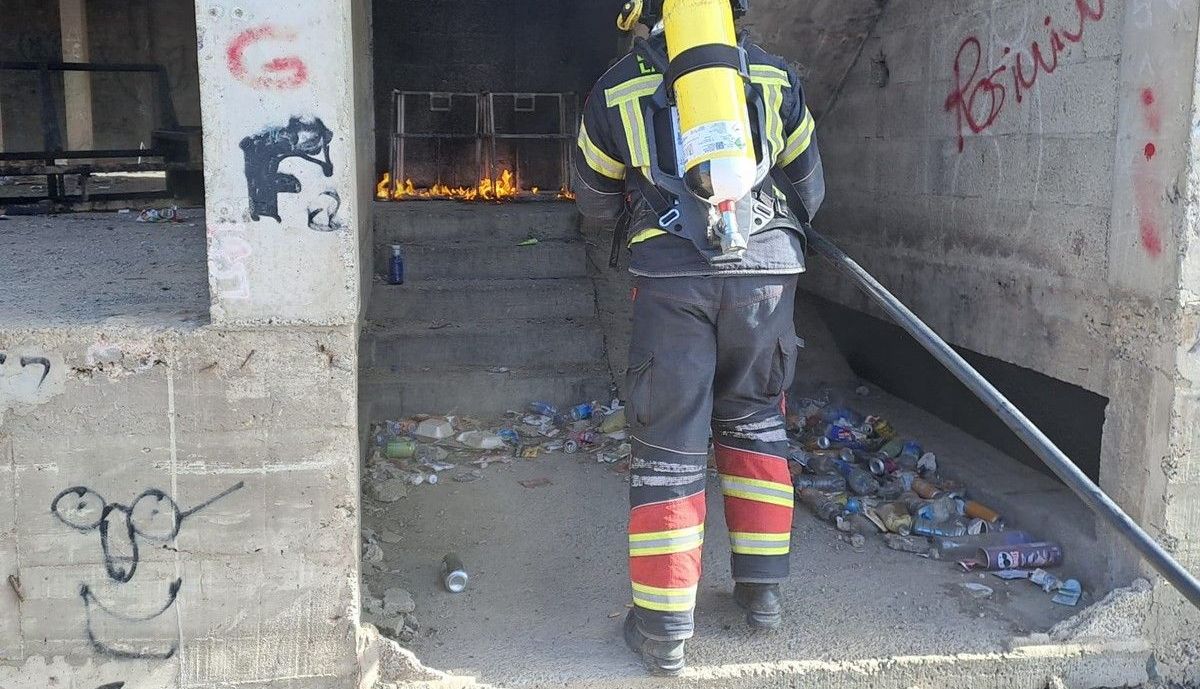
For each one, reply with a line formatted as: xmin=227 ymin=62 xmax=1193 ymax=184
xmin=388 ymin=90 xmax=576 ymax=194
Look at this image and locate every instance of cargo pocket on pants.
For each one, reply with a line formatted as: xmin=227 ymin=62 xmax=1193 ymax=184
xmin=625 ymin=354 xmax=654 ymax=427
xmin=766 ymin=334 xmax=800 ymax=398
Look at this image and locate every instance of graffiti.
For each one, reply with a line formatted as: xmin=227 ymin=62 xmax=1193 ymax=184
xmin=1135 ymin=87 xmax=1164 ymax=258
xmin=240 ymin=116 xmax=335 ymax=223
xmin=227 ymin=25 xmax=309 ymax=90
xmin=51 ymin=482 xmax=245 ymax=659
xmin=0 ymin=352 xmax=51 ymax=387
xmin=96 ymin=684 xmax=126 ymax=689
xmin=945 ymin=0 xmax=1105 ymax=152
xmin=209 ymin=228 xmax=254 ymax=300
xmin=307 ymin=190 xmax=346 ymax=232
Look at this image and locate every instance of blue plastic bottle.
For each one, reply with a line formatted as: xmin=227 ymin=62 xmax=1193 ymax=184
xmin=388 ymin=244 xmax=405 ymax=285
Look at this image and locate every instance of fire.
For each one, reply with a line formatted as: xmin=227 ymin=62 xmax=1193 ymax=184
xmin=376 ymin=170 xmax=573 ymax=202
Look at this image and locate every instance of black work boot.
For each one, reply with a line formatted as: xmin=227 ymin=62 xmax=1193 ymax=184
xmin=623 ymin=610 xmax=686 ymax=676
xmin=733 ymin=583 xmax=783 ymax=630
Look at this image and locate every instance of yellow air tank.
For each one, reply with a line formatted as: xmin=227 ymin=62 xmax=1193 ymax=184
xmin=662 ymin=0 xmax=756 ymax=252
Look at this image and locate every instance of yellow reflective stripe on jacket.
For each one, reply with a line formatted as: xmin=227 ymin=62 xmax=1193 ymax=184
xmin=748 ymin=65 xmax=791 ymax=163
xmin=720 ymin=475 xmax=795 ymax=508
xmin=779 ymin=107 xmax=815 ymax=167
xmin=629 ymin=524 xmax=704 ymax=557
xmin=729 ymin=531 xmax=791 ymax=556
xmin=578 ymin=123 xmax=626 ymax=180
xmin=632 ymin=582 xmax=698 ymax=613
xmin=749 ymin=64 xmax=790 ymax=87
xmin=605 ymin=75 xmax=662 ymax=168
xmin=629 ymin=228 xmax=667 ymax=246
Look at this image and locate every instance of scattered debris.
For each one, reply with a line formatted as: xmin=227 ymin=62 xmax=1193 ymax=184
xmin=136 ymin=206 xmax=180 ymax=223
xmin=7 ymin=574 xmax=24 ymax=603
xmin=383 ymin=587 xmax=417 ymax=615
xmin=369 ymin=479 xmax=409 ymax=503
xmin=415 ymin=418 xmax=455 ymax=440
xmin=961 ymin=582 xmax=994 ymax=599
xmin=363 ymin=542 xmax=384 ymax=564
xmin=788 ymin=393 xmax=1081 ymax=608
xmin=516 ymin=238 xmax=539 ymax=246
xmin=519 ymin=478 xmax=552 ymax=489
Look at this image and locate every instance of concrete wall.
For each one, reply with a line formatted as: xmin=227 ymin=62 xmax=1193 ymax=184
xmin=198 ymin=0 xmax=369 ymax=325
xmin=370 ymin=0 xmax=618 ymax=175
xmin=751 ymin=0 xmax=1199 ymax=679
xmin=0 ymin=327 xmax=360 ymax=689
xmin=0 ymin=1 xmax=64 ymax=152
xmin=1 ymin=2 xmax=373 ymax=688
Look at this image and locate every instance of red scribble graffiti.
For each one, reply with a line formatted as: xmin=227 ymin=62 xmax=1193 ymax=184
xmin=945 ymin=0 xmax=1105 ymax=152
xmin=1141 ymin=88 xmax=1162 ymax=133
xmin=227 ymin=25 xmax=308 ymax=90
xmin=1136 ymin=87 xmax=1163 ymax=257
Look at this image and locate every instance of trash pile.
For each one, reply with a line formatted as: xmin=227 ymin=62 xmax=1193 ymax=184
xmin=364 ymin=400 xmax=632 ymax=494
xmin=788 ymin=394 xmax=1082 ymax=607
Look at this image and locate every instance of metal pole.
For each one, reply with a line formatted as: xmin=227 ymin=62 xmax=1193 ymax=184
xmin=805 ymin=226 xmax=1200 ymax=611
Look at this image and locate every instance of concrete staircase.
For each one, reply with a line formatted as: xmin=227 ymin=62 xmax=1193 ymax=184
xmin=360 ymin=201 xmax=613 ymax=420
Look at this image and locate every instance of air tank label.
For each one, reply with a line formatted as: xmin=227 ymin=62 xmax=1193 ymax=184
xmin=681 ymin=121 xmax=747 ymax=165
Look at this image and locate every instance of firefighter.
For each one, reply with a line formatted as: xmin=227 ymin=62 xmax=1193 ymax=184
xmin=573 ymin=0 xmax=825 ymax=676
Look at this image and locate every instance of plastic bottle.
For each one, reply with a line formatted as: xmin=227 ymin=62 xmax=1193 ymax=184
xmin=793 ymin=474 xmax=848 ymax=492
xmin=797 ymin=488 xmax=840 ymax=523
xmin=833 ymin=459 xmax=881 ymax=496
xmin=805 ymin=451 xmax=842 ymax=475
xmin=529 ymin=402 xmax=558 ymax=417
xmin=884 ymin=534 xmax=933 ymax=555
xmin=569 ymin=402 xmax=595 ymax=421
xmin=388 ymin=244 xmax=405 ymax=285
xmin=912 ymin=517 xmax=969 ymax=538
xmin=916 ymin=495 xmax=957 ymax=523
xmin=873 ymin=502 xmax=913 ymax=535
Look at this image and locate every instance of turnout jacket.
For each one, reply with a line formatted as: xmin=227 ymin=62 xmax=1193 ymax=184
xmin=573 ymin=35 xmax=826 ymax=277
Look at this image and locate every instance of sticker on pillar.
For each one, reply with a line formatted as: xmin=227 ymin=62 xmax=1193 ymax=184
xmin=49 ymin=482 xmax=246 ymax=659
xmin=240 ymin=115 xmax=335 ymax=224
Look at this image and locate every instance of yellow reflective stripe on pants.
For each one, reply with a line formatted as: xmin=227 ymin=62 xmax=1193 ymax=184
xmin=720 ymin=475 xmax=795 ymax=508
xmin=577 ymin=123 xmax=625 ymax=180
xmin=779 ymin=108 xmax=815 ymax=167
xmin=629 ymin=524 xmax=704 ymax=557
xmin=729 ymin=531 xmax=791 ymax=556
xmin=632 ymin=582 xmax=698 ymax=613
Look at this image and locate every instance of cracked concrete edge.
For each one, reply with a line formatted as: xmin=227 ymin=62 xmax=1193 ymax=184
xmin=353 ymin=579 xmax=1161 ymax=689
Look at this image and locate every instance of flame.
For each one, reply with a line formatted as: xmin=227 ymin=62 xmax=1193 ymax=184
xmin=376 ymin=170 xmax=573 ymax=202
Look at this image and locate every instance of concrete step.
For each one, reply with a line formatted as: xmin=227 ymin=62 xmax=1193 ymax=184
xmin=374 ymin=201 xmax=579 ymax=244
xmin=363 ymin=319 xmax=606 ymax=370
xmin=374 ymin=240 xmax=589 ymax=281
xmin=360 ymin=365 xmax=613 ymax=418
xmin=367 ymin=278 xmax=597 ymax=324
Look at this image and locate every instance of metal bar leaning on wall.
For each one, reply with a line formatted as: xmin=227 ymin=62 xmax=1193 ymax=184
xmin=804 ymin=225 xmax=1200 ymax=612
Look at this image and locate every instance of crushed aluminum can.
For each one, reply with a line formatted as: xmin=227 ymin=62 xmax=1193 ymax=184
xmin=1030 ymin=568 xmax=1060 ymax=593
xmin=868 ymin=454 xmax=898 ymax=477
xmin=991 ymin=569 xmax=1032 ymax=580
xmin=912 ymin=517 xmax=969 ymax=539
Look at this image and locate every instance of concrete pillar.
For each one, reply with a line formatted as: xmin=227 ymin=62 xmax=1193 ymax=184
xmin=196 ymin=0 xmax=372 ymax=325
xmin=58 ymin=0 xmax=94 ymax=151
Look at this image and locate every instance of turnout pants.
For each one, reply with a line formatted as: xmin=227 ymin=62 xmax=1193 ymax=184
xmin=625 ymin=274 xmax=800 ymax=641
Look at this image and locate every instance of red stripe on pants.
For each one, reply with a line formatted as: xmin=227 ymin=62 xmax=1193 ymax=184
xmin=714 ymin=443 xmax=791 ymax=484
xmin=629 ymin=491 xmax=706 ymax=591
xmin=630 ymin=491 xmax=706 ymax=534
xmin=723 ymin=496 xmax=793 ymax=534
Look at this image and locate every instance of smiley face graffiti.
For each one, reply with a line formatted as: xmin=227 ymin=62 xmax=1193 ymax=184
xmin=50 ymin=482 xmax=245 ymax=659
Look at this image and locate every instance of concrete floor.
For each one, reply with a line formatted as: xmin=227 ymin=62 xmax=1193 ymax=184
xmin=0 ymin=209 xmax=210 ymax=328
xmin=361 ymin=383 xmax=1121 ymax=688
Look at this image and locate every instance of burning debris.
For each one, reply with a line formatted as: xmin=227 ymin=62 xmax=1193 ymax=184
xmin=376 ymin=170 xmax=574 ymax=202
